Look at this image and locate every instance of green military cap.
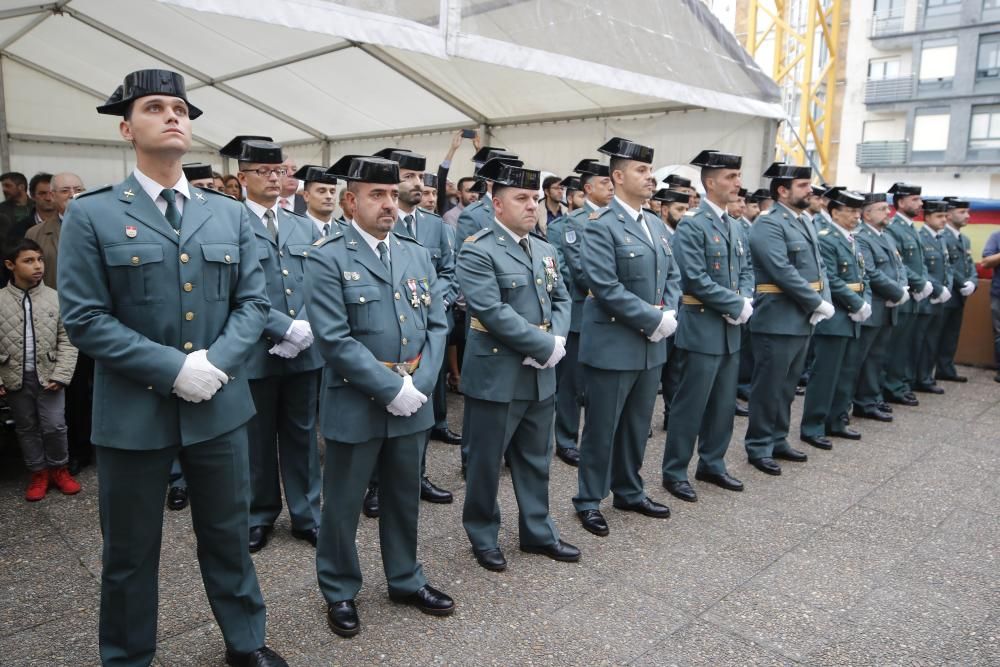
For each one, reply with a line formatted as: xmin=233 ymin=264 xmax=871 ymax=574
xmin=327 ymin=155 xmax=400 ymax=184
xmin=651 ymin=188 xmax=691 ymax=204
xmin=182 ymin=162 xmax=214 ymax=182
xmin=293 ymin=165 xmax=338 ymax=186
xmin=763 ymin=161 xmax=811 ymax=180
xmin=97 ymin=69 xmax=203 ymax=118
xmin=599 ymin=137 xmax=654 ymax=164
xmin=476 ymin=158 xmax=541 ymax=190
xmin=887 ymin=182 xmax=921 ymax=196
xmin=374 ymin=147 xmax=427 ymax=172
xmin=690 ymin=150 xmax=741 ymax=169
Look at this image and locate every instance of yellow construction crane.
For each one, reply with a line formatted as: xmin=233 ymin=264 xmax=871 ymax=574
xmin=741 ymin=0 xmax=844 ymax=181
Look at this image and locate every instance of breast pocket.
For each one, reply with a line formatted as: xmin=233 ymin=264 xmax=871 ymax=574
xmin=497 ymin=272 xmax=528 ymax=303
xmin=705 ymin=242 xmax=726 ymax=273
xmin=103 ymin=242 xmax=165 ymax=305
xmin=344 ymin=285 xmax=383 ymax=334
xmin=615 ymin=244 xmax=647 ymax=280
xmin=201 ymin=243 xmax=240 ymax=302
xmin=286 ymin=245 xmax=312 ymax=282
xmin=786 ymin=241 xmax=807 ymax=269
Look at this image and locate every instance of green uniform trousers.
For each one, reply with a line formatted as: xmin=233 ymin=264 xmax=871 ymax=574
xmin=883 ymin=312 xmax=916 ymax=398
xmin=745 ymin=333 xmax=810 ymax=460
xmin=462 ymin=395 xmax=559 ymax=551
xmin=917 ymin=313 xmax=946 ymax=387
xmin=801 ymin=335 xmax=855 ymax=438
xmin=317 ymin=433 xmax=427 ymax=603
xmin=854 ymin=324 xmax=893 ymax=411
xmin=96 ymin=428 xmax=266 ymax=667
xmin=554 ymin=332 xmax=583 ymax=451
xmin=573 ymin=365 xmax=660 ymax=511
xmin=935 ymin=304 xmax=965 ymax=379
xmin=660 ymin=338 xmax=682 ymax=427
xmin=247 ymin=370 xmax=321 ymax=531
xmin=661 ymin=349 xmax=739 ymax=481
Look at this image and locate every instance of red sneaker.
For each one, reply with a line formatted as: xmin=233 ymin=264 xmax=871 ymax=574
xmin=49 ymin=467 xmax=81 ymax=495
xmin=25 ymin=470 xmax=49 ymax=501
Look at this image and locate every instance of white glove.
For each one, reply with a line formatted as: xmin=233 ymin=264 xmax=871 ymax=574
xmin=809 ymin=300 xmax=835 ymax=326
xmin=724 ymin=297 xmax=754 ymax=326
xmin=386 ymin=375 xmax=427 ymax=417
xmin=172 ymin=350 xmax=229 ymax=403
xmin=523 ymin=335 xmax=567 ymax=369
xmin=284 ymin=320 xmax=314 ymax=351
xmin=849 ymin=302 xmax=873 ymax=322
xmin=268 ymin=340 xmax=300 ymax=359
xmin=960 ymin=281 xmax=976 ymax=297
xmin=930 ymin=287 xmax=952 ymax=305
xmin=913 ymin=281 xmax=933 ymax=302
xmin=647 ymin=310 xmax=678 ymax=342
xmin=522 ymin=356 xmax=545 ymax=369
xmin=894 ymin=289 xmax=910 ymax=307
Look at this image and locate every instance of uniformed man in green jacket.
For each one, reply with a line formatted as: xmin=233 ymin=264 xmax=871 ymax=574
xmin=457 ymin=158 xmax=580 ymax=572
xmin=307 ymin=155 xmax=454 ymax=639
xmin=913 ymin=199 xmax=954 ymax=392
xmin=58 ymin=70 xmax=287 ymax=667
xmin=653 ymin=187 xmax=690 ymax=429
xmin=935 ymin=197 xmax=977 ymax=382
xmin=660 ymin=150 xmax=753 ymax=503
xmin=799 ymin=188 xmax=872 ymax=450
xmin=573 ymin=137 xmax=680 ymax=537
xmin=455 ymin=146 xmax=520 ymax=253
xmin=743 ymin=162 xmax=834 ymax=476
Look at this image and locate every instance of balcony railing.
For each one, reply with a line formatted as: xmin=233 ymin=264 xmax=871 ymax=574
xmin=856 ymin=140 xmax=909 ymax=167
xmin=870 ymin=10 xmax=905 ymax=37
xmin=864 ymin=75 xmax=915 ymax=104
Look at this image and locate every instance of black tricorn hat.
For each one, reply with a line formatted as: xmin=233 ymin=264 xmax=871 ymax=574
xmin=182 ymin=162 xmax=214 ymax=182
xmin=651 ymin=188 xmax=691 ymax=205
xmin=469 ymin=179 xmax=488 ymax=195
xmin=477 ymin=158 xmax=541 ymax=190
xmin=763 ymin=162 xmax=812 ymax=180
xmin=922 ymin=199 xmax=949 ymax=214
xmin=97 ymin=69 xmax=203 ymax=118
xmin=863 ymin=192 xmax=887 ymax=205
xmin=327 ymin=155 xmax=400 ymax=185
xmin=944 ymin=196 xmax=970 ymax=209
xmin=751 ymin=187 xmax=772 ymax=201
xmin=374 ymin=148 xmax=427 ymax=172
xmin=472 ymin=146 xmax=517 ymax=166
xmin=737 ymin=187 xmax=748 ymax=199
xmin=293 ymin=165 xmax=338 ymax=186
xmin=560 ymin=175 xmax=582 ymax=191
xmin=690 ymin=150 xmax=742 ymax=170
xmin=598 ymin=137 xmax=654 ymax=164
xmin=422 ymin=173 xmax=438 ymax=189
xmin=573 ymin=159 xmax=610 ymax=177
xmin=665 ymin=174 xmax=693 ymax=188
xmin=824 ymin=187 xmax=865 ymax=209
xmin=219 ymin=135 xmax=274 ymax=159
xmin=226 ymin=139 xmax=283 ymax=164
xmin=887 ymin=182 xmax=921 ymax=196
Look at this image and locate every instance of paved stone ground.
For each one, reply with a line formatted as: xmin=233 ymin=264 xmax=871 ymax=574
xmin=1 ymin=366 xmax=997 ymax=666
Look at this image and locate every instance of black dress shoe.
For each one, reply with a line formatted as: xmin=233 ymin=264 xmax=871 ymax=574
xmin=225 ymin=646 xmax=288 ymax=667
xmin=795 ymin=386 xmax=806 ymax=396
xmin=886 ymin=394 xmax=919 ymax=407
xmin=473 ymin=547 xmax=507 ymax=571
xmin=800 ymin=434 xmax=833 ymax=450
xmin=734 ymin=402 xmax=750 ymax=417
xmin=389 ymin=584 xmax=455 ymax=616
xmin=430 ymin=427 xmax=462 ymax=445
xmin=613 ymin=496 xmax=670 ymax=519
xmin=774 ymin=447 xmax=808 ymax=462
xmin=936 ymin=374 xmax=967 ymax=383
xmin=327 ymin=600 xmax=360 ymax=637
xmin=556 ymin=447 xmax=580 ymax=467
xmin=577 ymin=509 xmax=609 ymax=536
xmin=695 ymin=470 xmax=744 ymax=491
xmin=248 ymin=526 xmax=271 ymax=554
xmin=852 ymin=405 xmax=893 ymax=422
xmin=291 ymin=527 xmax=318 ymax=547
xmin=913 ymin=383 xmax=944 ymax=395
xmin=876 ymin=401 xmax=893 ymax=413
xmin=662 ymin=415 xmax=669 ymax=431
xmin=167 ymin=486 xmax=188 ymax=511
xmin=67 ymin=456 xmax=91 ymax=476
xmin=362 ymin=484 xmax=379 ymax=518
xmin=420 ymin=477 xmax=453 ymax=504
xmin=662 ymin=479 xmax=698 ymax=502
xmin=995 ymin=372 xmax=1000 ymax=383
xmin=827 ymin=427 xmax=861 ymax=440
xmin=521 ymin=539 xmax=581 ymax=562
xmin=749 ymin=457 xmax=782 ymax=475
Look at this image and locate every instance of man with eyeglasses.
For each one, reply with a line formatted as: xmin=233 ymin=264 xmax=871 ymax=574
xmin=223 ymin=135 xmax=324 ymax=555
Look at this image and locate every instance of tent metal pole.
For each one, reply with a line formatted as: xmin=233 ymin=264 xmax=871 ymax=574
xmin=322 ymin=141 xmax=331 ymax=166
xmin=189 ymin=43 xmax=355 ymax=89
xmin=0 ymin=57 xmax=9 ymax=172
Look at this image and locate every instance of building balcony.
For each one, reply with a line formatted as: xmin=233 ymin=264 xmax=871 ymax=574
xmin=856 ymin=140 xmax=909 ymax=167
xmin=869 ymin=11 xmax=906 ymax=38
xmin=865 ymin=76 xmax=915 ymax=104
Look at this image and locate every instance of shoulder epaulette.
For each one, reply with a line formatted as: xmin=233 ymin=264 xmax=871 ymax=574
xmin=465 ymin=227 xmax=493 ymax=244
xmin=529 ymin=230 xmax=547 ymax=242
xmin=311 ymin=230 xmax=343 ymax=248
xmin=199 ymin=186 xmax=235 ymax=200
xmin=818 ymin=228 xmax=830 ymax=236
xmin=416 ymin=206 xmax=443 ymax=220
xmin=394 ymin=231 xmax=422 ymax=245
xmin=76 ymin=185 xmax=113 ymax=199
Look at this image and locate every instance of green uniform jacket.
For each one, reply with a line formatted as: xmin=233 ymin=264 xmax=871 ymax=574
xmin=393 ymin=207 xmax=458 ymax=307
xmin=854 ymin=224 xmax=907 ymax=328
xmin=916 ymin=225 xmax=953 ymax=315
xmin=884 ymin=213 xmax=931 ymax=314
xmin=815 ymin=225 xmax=869 ymax=338
xmin=245 ymin=206 xmax=323 ymax=379
xmin=57 ymin=175 xmax=268 ymax=449
xmin=305 ymin=226 xmax=447 ymax=443
xmin=455 ymin=197 xmax=495 ymax=253
xmin=942 ymin=228 xmax=975 ymax=309
xmin=547 ymin=207 xmax=596 ymax=333
xmin=456 ymin=222 xmax=570 ymax=402
xmin=673 ymin=204 xmax=754 ymax=355
xmin=578 ymin=198 xmax=681 ymax=371
xmin=747 ymin=203 xmax=832 ymax=336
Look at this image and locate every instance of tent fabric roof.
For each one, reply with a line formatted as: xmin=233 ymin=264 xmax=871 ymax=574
xmin=0 ymin=0 xmax=782 ymax=153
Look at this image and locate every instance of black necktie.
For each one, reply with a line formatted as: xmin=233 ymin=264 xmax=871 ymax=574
xmin=519 ymin=238 xmax=531 ymax=259
xmin=377 ymin=241 xmax=390 ymax=271
xmin=160 ymin=188 xmax=181 ymax=232
xmin=322 ymin=222 xmax=330 ymax=237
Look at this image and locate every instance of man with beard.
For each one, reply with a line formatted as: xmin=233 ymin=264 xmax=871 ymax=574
xmin=913 ymin=199 xmax=953 ymax=394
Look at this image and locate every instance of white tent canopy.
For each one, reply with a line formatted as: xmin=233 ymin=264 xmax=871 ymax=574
xmin=0 ymin=0 xmax=782 ymax=185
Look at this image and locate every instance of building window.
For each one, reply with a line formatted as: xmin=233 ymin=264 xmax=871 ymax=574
xmin=918 ymin=38 xmax=957 ymax=91
xmin=868 ymin=57 xmax=901 ymax=80
xmin=924 ymin=0 xmax=962 ymax=16
xmin=912 ymin=107 xmax=950 ymax=161
xmin=978 ymin=34 xmax=1000 ymax=79
xmin=969 ymin=105 xmax=1000 ymax=160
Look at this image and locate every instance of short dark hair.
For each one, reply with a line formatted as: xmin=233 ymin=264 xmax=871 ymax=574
xmin=4 ymin=237 xmax=42 ymax=264
xmin=1 ymin=172 xmax=27 ymax=188
xmin=491 ymin=183 xmax=510 ymax=200
xmin=769 ymin=179 xmax=791 ymax=201
xmin=29 ymin=172 xmax=53 ymax=198
xmin=542 ymin=176 xmax=561 ymax=191
xmin=212 ymin=171 xmax=224 ymax=180
xmin=457 ymin=176 xmax=477 ymax=193
xmin=608 ymin=158 xmax=629 ymax=182
xmin=700 ymin=168 xmax=720 ymax=188
xmin=827 ymin=200 xmax=843 ymax=212
xmin=892 ymin=194 xmax=904 ymax=208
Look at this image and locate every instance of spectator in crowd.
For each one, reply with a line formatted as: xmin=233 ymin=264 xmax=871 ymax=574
xmin=337 ymin=186 xmax=355 ymax=224
xmin=25 ymin=173 xmax=74 ymax=288
xmin=0 ymin=172 xmax=32 ymax=240
xmin=212 ymin=171 xmax=226 ymax=192
xmin=540 ymin=175 xmax=566 ymax=233
xmin=6 ymin=173 xmax=56 ymax=245
xmin=444 ymin=179 xmax=459 ymax=212
xmin=223 ymin=174 xmax=243 ymax=200
xmin=437 ymin=129 xmax=481 ymax=216
xmin=0 ymin=238 xmax=80 ymax=501
xmin=278 ymin=156 xmax=305 ymax=213
xmin=51 ymin=173 xmax=85 ymax=216
xmin=443 ymin=177 xmax=480 ymax=229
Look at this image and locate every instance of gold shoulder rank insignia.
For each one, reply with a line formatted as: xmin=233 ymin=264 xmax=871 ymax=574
xmin=819 ymin=229 xmax=830 ymax=236
xmin=589 ymin=212 xmax=600 ymax=220
xmin=465 ymin=235 xmax=477 ymax=243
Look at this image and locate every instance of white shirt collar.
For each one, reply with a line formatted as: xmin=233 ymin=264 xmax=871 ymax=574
xmin=352 ymin=220 xmax=391 ymax=259
xmin=306 ymin=211 xmax=334 ymax=234
xmin=832 ymin=221 xmax=855 ymax=243
xmin=946 ymin=224 xmax=961 ymax=238
xmin=584 ymin=199 xmax=600 ymax=212
xmin=398 ymin=207 xmax=418 ymax=223
xmin=896 ymin=211 xmax=914 ymax=226
xmin=703 ymin=197 xmax=727 ymax=221
xmin=244 ymin=198 xmax=281 ymax=223
xmin=864 ymin=222 xmax=883 ymax=236
xmin=776 ymin=202 xmax=805 ymax=220
xmin=613 ymin=195 xmax=642 ymax=221
xmin=493 ymin=217 xmax=527 ymax=244
xmin=133 ymin=167 xmax=190 ymax=211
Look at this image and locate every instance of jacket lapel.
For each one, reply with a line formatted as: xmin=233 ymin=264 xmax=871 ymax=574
xmin=276 ymin=208 xmax=297 ymax=249
xmin=178 ymin=189 xmax=213 ymax=247
xmin=119 ymin=175 xmax=178 ymax=245
xmin=389 ymin=232 xmax=414 ymax=288
xmin=345 ymin=225 xmax=391 ymax=284
xmin=611 ymin=199 xmax=653 ymax=250
xmin=492 ymin=220 xmax=533 ymax=270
